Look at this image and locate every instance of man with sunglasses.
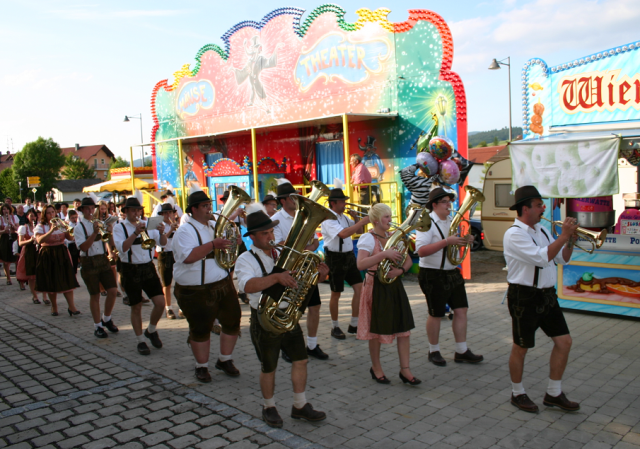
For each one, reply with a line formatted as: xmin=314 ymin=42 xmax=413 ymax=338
xmin=415 ymin=187 xmax=483 ymax=367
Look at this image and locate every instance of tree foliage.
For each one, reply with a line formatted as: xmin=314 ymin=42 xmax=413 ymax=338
xmin=12 ymin=137 xmax=66 ymax=197
xmin=106 ymin=156 xmax=130 ymax=180
xmin=61 ymin=154 xmax=96 ymax=179
xmin=0 ymin=167 xmax=20 ymax=201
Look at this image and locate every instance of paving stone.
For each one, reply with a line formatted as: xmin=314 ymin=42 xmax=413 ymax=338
xmin=167 ymin=435 xmax=202 ymax=449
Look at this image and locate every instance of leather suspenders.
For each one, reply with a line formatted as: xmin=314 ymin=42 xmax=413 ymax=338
xmin=432 ymin=221 xmax=447 ymax=270
xmin=509 ymin=225 xmax=551 ymax=288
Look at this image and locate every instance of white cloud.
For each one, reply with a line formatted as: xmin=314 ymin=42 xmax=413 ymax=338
xmin=49 ymin=7 xmax=185 ymax=20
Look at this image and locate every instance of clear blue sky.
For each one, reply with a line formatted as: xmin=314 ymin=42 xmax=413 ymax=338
xmin=1 ymin=0 xmax=638 ymax=161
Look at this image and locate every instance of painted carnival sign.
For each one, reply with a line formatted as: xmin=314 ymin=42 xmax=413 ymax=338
xmin=176 ymin=80 xmax=215 ymax=119
xmin=522 ymin=40 xmax=640 ymax=138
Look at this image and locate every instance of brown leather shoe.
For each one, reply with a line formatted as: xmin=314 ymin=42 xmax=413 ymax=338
xmin=215 ymin=359 xmax=240 ymax=377
xmin=454 ymin=349 xmax=484 ymax=364
xmin=428 ymin=351 xmax=446 ymax=367
xmin=291 ymin=403 xmax=326 ymax=422
xmin=543 ymin=392 xmax=580 ymax=411
xmin=195 ymin=367 xmax=212 ymax=383
xmin=511 ymin=393 xmax=539 ymax=413
xmin=262 ymin=406 xmax=283 ymax=428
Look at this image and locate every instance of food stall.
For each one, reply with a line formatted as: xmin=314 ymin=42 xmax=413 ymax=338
xmin=513 ymin=41 xmax=640 ymax=317
xmin=143 ymin=5 xmax=474 ymax=275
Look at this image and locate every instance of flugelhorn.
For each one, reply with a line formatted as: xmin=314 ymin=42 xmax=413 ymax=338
xmin=540 ymin=217 xmax=606 ymax=254
xmin=447 ymin=186 xmax=485 ymax=266
xmin=50 ymin=218 xmax=74 ymax=237
xmin=91 ymin=216 xmax=117 ymax=243
xmin=135 ymin=219 xmax=156 ymax=250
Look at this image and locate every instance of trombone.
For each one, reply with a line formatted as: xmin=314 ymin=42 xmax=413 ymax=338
xmin=540 ymin=217 xmax=607 ymax=254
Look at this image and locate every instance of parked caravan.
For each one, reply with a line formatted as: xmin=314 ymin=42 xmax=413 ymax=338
xmin=481 ymin=158 xmax=516 ymax=251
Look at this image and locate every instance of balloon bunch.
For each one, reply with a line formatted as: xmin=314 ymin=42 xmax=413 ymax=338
xmin=416 ymin=136 xmax=463 ymax=186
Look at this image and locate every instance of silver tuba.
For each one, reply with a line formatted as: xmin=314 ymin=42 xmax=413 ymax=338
xmin=447 ymin=186 xmax=485 ymax=265
xmin=258 ymin=194 xmax=336 ymax=334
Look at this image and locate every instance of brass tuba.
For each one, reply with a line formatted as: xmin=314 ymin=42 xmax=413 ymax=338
xmin=307 ymin=180 xmax=331 ymax=202
xmin=258 ymin=194 xmax=336 ymax=334
xmin=447 ymin=185 xmax=485 ymax=265
xmin=540 ymin=217 xmax=606 ymax=254
xmin=214 ymin=186 xmax=251 ymax=269
xmin=378 ymin=204 xmax=431 ymax=284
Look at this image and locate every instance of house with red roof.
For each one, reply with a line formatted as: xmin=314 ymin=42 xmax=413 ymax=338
xmin=60 ymin=144 xmax=116 ymax=180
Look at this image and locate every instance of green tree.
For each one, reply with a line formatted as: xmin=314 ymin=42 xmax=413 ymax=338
xmin=12 ymin=137 xmax=66 ymax=198
xmin=61 ymin=154 xmax=96 ymax=179
xmin=492 ymin=136 xmax=499 ymax=146
xmin=477 ymin=141 xmax=487 ymax=147
xmin=0 ymin=167 xmax=20 ymax=201
xmin=106 ymin=156 xmax=130 ymax=180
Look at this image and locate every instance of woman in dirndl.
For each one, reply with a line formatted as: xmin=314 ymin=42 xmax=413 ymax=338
xmin=356 ymin=203 xmax=420 ymax=385
xmin=17 ymin=209 xmax=46 ymax=304
xmin=35 ymin=205 xmax=80 ymax=316
xmin=0 ymin=203 xmax=19 ymax=285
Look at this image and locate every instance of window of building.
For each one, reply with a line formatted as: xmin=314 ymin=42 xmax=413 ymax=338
xmin=94 ymin=158 xmax=97 ymax=167
xmin=495 ymin=184 xmax=515 ymax=208
xmin=101 ymin=158 xmax=105 ymax=165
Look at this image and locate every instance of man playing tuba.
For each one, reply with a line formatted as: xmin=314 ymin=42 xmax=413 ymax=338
xmin=235 ymin=203 xmax=328 ymax=428
xmin=415 ymin=187 xmax=483 ymax=367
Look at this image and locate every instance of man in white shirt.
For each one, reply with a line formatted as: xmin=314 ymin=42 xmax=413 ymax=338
xmin=151 ymin=190 xmax=184 ymax=218
xmin=59 ymin=202 xmax=69 ymax=220
xmin=236 ymin=204 xmax=328 ymax=428
xmin=503 ymin=186 xmax=579 ymax=413
xmin=416 ymin=187 xmax=483 ymax=367
xmin=172 ymin=188 xmax=241 ymax=382
xmin=156 ymin=203 xmax=180 ymax=319
xmin=320 ymin=184 xmax=368 ymax=340
xmin=272 ymin=181 xmax=328 ymax=360
xmin=113 ymin=196 xmax=167 ymax=356
xmin=74 ymin=198 xmax=119 ymax=339
xmin=23 ymin=198 xmax=34 ymax=213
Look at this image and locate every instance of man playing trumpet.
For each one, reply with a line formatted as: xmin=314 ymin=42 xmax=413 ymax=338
xmin=157 ymin=203 xmax=181 ymax=319
xmin=415 ymin=187 xmax=483 ymax=366
xmin=503 ymin=186 xmax=579 ymax=413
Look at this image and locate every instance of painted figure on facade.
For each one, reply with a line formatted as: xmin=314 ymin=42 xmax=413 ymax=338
xmin=233 ymin=36 xmax=279 ymax=113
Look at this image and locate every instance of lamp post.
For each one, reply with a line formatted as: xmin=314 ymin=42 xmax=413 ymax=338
xmin=488 ymin=57 xmax=512 ymax=142
xmin=124 ymin=114 xmax=144 ymax=166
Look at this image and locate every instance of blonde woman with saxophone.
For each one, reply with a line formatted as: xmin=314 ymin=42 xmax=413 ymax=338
xmin=356 ymin=203 xmax=419 ymax=385
xmin=415 ymin=188 xmax=483 ymax=367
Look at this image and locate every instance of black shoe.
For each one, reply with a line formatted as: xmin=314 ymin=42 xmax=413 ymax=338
xmin=212 ymin=323 xmax=221 ymax=335
xmin=101 ymin=319 xmax=119 ymax=333
xmin=291 ymin=403 xmax=326 ymax=422
xmin=370 ymin=367 xmax=391 ymax=384
xmin=137 ymin=342 xmax=151 ymax=355
xmin=144 ymin=329 xmax=163 ymax=348
xmin=215 ymin=359 xmax=240 ymax=377
xmin=454 ymin=349 xmax=484 ymax=364
xmin=428 ymin=351 xmax=447 ymax=367
xmin=195 ymin=367 xmax=212 ymax=383
xmin=67 ymin=309 xmax=81 ymax=317
xmin=100 ymin=291 xmax=107 ymax=297
xmin=331 ymin=327 xmax=346 ymax=340
xmin=543 ymin=392 xmax=580 ymax=411
xmin=239 ymin=293 xmax=250 ymax=304
xmin=307 ymin=345 xmax=329 ymax=360
xmin=281 ymin=350 xmax=292 ymax=364
xmin=399 ymin=371 xmax=421 ymax=385
xmin=94 ymin=327 xmax=108 ymax=339
xmin=123 ymin=296 xmax=130 ymax=306
xmin=166 ymin=309 xmax=176 ymax=320
xmin=511 ymin=393 xmax=539 ymax=413
xmin=262 ymin=407 xmax=283 ymax=428
xmin=347 ymin=325 xmax=357 ymax=334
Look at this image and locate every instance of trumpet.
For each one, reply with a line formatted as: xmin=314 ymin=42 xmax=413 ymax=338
xmin=345 ymin=202 xmax=371 ymax=219
xmin=135 ymin=219 xmax=156 ymax=250
xmin=540 ymin=217 xmax=606 ymax=254
xmin=90 ymin=219 xmax=112 ymax=242
xmin=50 ymin=218 xmax=74 ymax=237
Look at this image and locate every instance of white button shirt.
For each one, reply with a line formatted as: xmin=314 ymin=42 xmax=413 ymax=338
xmin=113 ymin=219 xmax=161 ymax=264
xmin=172 ymin=218 xmax=228 ymax=286
xmin=271 ymin=209 xmax=295 ymax=243
xmin=321 ymin=210 xmax=354 ymax=252
xmin=504 ymin=219 xmax=569 ymax=289
xmin=235 ymin=245 xmax=276 ymax=309
xmin=156 ymin=221 xmax=175 ymax=253
xmin=73 ymin=218 xmax=107 ymax=257
xmin=414 ymin=211 xmax=456 ymax=270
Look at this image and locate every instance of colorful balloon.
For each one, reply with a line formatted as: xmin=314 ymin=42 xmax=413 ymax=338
xmin=429 ymin=136 xmax=454 ymax=161
xmin=440 ymin=159 xmax=460 ymax=185
xmin=416 ymin=151 xmax=439 ymax=177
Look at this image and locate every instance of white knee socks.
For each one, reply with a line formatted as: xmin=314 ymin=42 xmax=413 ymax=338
xmin=293 ymin=392 xmax=306 ymax=409
xmin=547 ymin=379 xmax=562 ymax=397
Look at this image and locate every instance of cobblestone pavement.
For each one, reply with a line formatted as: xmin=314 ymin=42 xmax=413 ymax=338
xmin=1 ymin=251 xmax=640 ymax=448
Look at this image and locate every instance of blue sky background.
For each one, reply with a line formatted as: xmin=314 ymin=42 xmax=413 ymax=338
xmin=1 ymin=0 xmax=639 ymax=161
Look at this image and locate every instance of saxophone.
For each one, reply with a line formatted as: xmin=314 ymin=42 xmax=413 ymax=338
xmin=377 ymin=204 xmax=431 ymax=284
xmin=447 ymin=185 xmax=485 ymax=265
xmin=214 ymin=186 xmax=251 ymax=269
xmin=258 ymin=194 xmax=336 ymax=334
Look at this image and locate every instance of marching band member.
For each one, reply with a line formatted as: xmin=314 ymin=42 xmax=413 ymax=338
xmin=0 ymin=203 xmax=19 ymax=285
xmin=74 ymin=198 xmax=119 ymax=339
xmin=504 ymin=186 xmax=580 ymax=413
xmin=113 ymin=194 xmax=167 ymax=355
xmin=320 ymin=180 xmax=369 ymax=339
xmin=172 ymin=186 xmax=242 ymax=382
xmin=34 ymin=205 xmax=80 ymax=316
xmin=356 ymin=203 xmax=419 ymax=385
xmin=236 ymin=203 xmax=328 ymax=428
xmin=156 ymin=203 xmax=181 ymax=319
xmin=272 ymin=179 xmax=327 ymax=360
xmin=262 ymin=192 xmax=278 ymax=217
xmin=66 ymin=210 xmax=80 ymax=274
xmin=17 ymin=209 xmax=44 ymax=304
xmin=415 ymin=187 xmax=483 ymax=367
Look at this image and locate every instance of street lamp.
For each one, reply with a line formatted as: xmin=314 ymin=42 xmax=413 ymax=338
xmin=488 ymin=57 xmax=512 ymax=142
xmin=124 ymin=114 xmax=144 ymax=166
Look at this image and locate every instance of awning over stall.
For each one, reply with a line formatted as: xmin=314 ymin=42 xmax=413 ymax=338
xmin=83 ymin=177 xmax=154 ymax=193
